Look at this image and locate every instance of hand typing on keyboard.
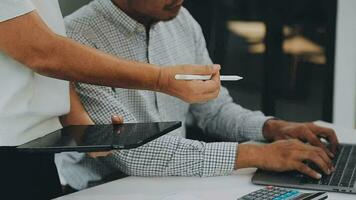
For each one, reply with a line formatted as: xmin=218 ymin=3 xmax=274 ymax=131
xmin=236 ymin=140 xmax=335 ymax=179
xmin=236 ymin=120 xmax=340 ymax=180
xmin=262 ymin=120 xmax=339 ymax=158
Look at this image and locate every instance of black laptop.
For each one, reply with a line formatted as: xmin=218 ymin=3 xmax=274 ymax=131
xmin=17 ymin=121 xmax=181 ymax=153
xmin=252 ymin=143 xmax=356 ymax=194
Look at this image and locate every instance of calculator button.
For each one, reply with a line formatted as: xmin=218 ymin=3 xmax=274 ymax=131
xmin=239 ymin=187 xmax=303 ymax=200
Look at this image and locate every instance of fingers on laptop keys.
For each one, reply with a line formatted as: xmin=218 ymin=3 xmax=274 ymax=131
xmin=286 ymin=122 xmax=338 ymax=158
xmin=304 ymin=123 xmax=339 ymax=156
xmin=299 ymin=128 xmax=333 ymax=158
xmin=295 ymin=144 xmax=334 ymax=179
xmin=261 ymin=140 xmax=334 ymax=180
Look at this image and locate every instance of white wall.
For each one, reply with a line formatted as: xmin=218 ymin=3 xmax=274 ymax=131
xmin=333 ymin=0 xmax=356 ymax=128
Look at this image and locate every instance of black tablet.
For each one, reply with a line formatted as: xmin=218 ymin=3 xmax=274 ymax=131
xmin=17 ymin=121 xmax=181 ymax=153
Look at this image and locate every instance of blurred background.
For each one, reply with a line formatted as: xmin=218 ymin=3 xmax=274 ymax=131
xmin=59 ymin=0 xmax=356 ymax=131
xmin=184 ymin=0 xmax=336 ymax=123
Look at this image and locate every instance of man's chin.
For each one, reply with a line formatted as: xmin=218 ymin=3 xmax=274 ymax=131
xmin=162 ymin=16 xmax=178 ymax=22
xmin=153 ymin=15 xmax=178 ymax=23
xmin=162 ymin=6 xmax=182 ymax=20
xmin=162 ymin=11 xmax=180 ymax=21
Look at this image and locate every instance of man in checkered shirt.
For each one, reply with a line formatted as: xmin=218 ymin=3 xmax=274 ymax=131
xmin=56 ymin=0 xmax=339 ymax=190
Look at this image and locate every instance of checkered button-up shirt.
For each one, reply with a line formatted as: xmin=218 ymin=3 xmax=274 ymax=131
xmin=55 ymin=0 xmax=271 ymax=190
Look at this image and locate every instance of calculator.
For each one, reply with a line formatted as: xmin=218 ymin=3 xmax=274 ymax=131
xmin=238 ymin=186 xmax=328 ymax=200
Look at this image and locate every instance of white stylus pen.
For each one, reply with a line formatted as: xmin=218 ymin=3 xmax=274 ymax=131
xmin=175 ymin=75 xmax=243 ymax=81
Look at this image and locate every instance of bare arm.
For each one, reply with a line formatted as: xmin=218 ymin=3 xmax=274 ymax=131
xmin=0 ymin=11 xmax=158 ymax=90
xmin=59 ymin=83 xmax=94 ymax=126
xmin=0 ymin=11 xmax=221 ymax=103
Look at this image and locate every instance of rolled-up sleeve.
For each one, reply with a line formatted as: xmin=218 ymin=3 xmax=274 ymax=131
xmin=190 ymin=87 xmax=271 ymax=142
xmin=112 ymin=135 xmax=237 ymax=177
xmin=0 ymin=0 xmax=35 ymax=22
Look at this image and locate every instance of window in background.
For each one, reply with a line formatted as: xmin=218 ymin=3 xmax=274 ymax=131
xmin=185 ymin=0 xmax=337 ymax=122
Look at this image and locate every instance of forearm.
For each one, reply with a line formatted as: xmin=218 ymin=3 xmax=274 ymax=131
xmin=235 ymin=143 xmax=263 ymax=169
xmin=39 ymin=35 xmax=160 ymax=91
xmin=59 ymin=84 xmax=93 ymax=126
xmin=0 ymin=11 xmax=160 ymax=91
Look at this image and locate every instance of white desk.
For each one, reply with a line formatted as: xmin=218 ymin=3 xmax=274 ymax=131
xmin=57 ymin=122 xmax=356 ymax=200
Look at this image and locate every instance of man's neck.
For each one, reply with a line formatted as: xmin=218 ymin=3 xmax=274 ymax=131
xmin=112 ymin=0 xmax=154 ymax=29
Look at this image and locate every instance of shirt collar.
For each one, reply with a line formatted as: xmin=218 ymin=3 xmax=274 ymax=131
xmin=94 ymin=0 xmax=147 ymax=35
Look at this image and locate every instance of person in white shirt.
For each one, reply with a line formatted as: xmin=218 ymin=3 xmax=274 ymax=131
xmin=0 ymin=0 xmax=221 ymax=199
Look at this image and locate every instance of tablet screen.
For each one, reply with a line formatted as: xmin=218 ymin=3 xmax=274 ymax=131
xmin=17 ymin=121 xmax=181 ymax=153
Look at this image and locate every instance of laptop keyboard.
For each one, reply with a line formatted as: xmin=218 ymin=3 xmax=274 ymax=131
xmin=300 ymin=144 xmax=356 ymax=188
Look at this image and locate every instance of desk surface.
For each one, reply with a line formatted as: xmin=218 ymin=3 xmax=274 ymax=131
xmin=57 ymin=122 xmax=356 ymax=200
